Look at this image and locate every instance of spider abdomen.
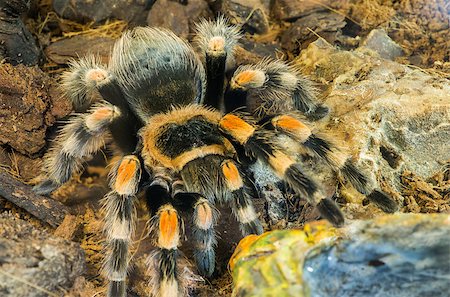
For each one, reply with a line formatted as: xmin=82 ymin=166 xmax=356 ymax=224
xmin=109 ymin=27 xmax=206 ymax=121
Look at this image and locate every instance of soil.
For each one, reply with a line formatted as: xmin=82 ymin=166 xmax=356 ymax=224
xmin=0 ymin=0 xmax=448 ymax=296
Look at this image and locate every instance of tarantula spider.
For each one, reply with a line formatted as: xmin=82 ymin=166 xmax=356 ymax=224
xmin=33 ymin=17 xmax=398 ymax=297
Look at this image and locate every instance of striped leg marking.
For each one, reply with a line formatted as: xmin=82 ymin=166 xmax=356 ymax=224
xmin=270 ymin=114 xmax=398 ymax=213
xmin=148 ymin=204 xmax=185 ymax=297
xmin=193 ymin=198 xmax=218 ymax=277
xmin=61 ymin=55 xmax=109 ymax=111
xmin=221 ymin=160 xmax=263 ymax=235
xmin=34 ymin=103 xmax=120 ymax=195
xmin=103 ymin=155 xmax=141 ymax=297
xmin=220 ymin=114 xmax=344 ymax=227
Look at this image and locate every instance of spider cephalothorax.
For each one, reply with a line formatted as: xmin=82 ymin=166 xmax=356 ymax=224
xmin=34 ymin=17 xmax=398 ymax=297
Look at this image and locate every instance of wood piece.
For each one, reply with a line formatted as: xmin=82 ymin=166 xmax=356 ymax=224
xmin=45 ymin=36 xmax=116 ymax=65
xmin=0 ymin=171 xmax=70 ymax=227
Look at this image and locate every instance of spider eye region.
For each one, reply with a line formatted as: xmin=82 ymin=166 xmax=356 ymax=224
xmin=230 ymin=69 xmax=266 ymax=90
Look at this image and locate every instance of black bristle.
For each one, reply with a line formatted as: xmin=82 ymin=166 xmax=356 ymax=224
xmin=110 ymin=239 xmax=129 ymax=273
xmin=160 ymin=249 xmax=178 ymax=280
xmin=108 ymin=281 xmax=126 ymax=297
xmin=306 ymin=105 xmax=329 ymax=120
xmin=304 ymin=135 xmax=332 ymax=159
xmin=316 ymin=198 xmax=345 ymax=227
xmin=194 ymin=245 xmax=216 ymax=277
xmin=341 ymin=160 xmax=369 ymax=194
xmin=33 ymin=179 xmax=59 ymax=195
xmin=285 ymin=164 xmax=317 ymax=197
xmin=145 ymin=184 xmax=171 ymax=214
xmin=241 ymin=220 xmax=264 ymax=236
xmin=367 ymin=190 xmax=399 ymax=213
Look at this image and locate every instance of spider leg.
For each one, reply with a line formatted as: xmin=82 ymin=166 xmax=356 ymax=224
xmin=33 ymin=103 xmax=120 ymax=195
xmin=219 ymin=113 xmax=345 ymax=227
xmin=148 ymin=202 xmax=184 ymax=297
xmin=227 ymin=59 xmax=329 ymax=120
xmin=144 ymin=168 xmax=197 ymax=297
xmin=61 ymin=55 xmax=108 ymax=111
xmin=267 ymin=114 xmax=398 ymax=213
xmin=194 ymin=16 xmax=241 ymax=109
xmin=170 ymin=178 xmax=219 ymax=278
xmin=221 ymin=159 xmax=264 ymax=235
xmin=64 ymin=55 xmax=143 ymax=152
xmin=291 ymin=75 xmax=329 ymax=120
xmin=103 ymin=155 xmax=142 ymax=297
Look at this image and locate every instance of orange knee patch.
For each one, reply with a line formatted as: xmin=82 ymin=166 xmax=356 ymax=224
xmin=195 ymin=201 xmax=214 ymax=230
xmin=231 ymin=70 xmax=265 ymax=89
xmin=158 ymin=205 xmax=179 ymax=249
xmin=235 ymin=70 xmax=257 ymax=85
xmin=115 ymin=156 xmax=140 ymax=195
xmin=219 ymin=114 xmax=255 ymax=144
xmin=268 ymin=151 xmax=295 ymax=177
xmin=222 ymin=160 xmax=243 ymax=191
xmin=272 ymin=115 xmax=311 ymax=142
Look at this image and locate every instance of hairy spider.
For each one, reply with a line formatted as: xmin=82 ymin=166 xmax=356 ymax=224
xmin=33 ymin=17 xmax=398 ymax=297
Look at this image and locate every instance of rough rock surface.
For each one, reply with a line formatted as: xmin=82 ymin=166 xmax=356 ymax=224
xmin=0 ymin=63 xmax=72 ymax=156
xmin=281 ymin=11 xmax=346 ymax=52
xmin=221 ymin=0 xmax=271 ymax=34
xmin=147 ymin=0 xmax=212 ymax=40
xmin=360 ymin=29 xmax=404 ymax=61
xmin=230 ymin=213 xmax=450 ymax=297
xmin=0 ymin=0 xmax=41 ymax=65
xmin=0 ymin=212 xmax=86 ymax=297
xmin=295 ymin=39 xmax=450 ymax=211
xmin=45 ymin=36 xmax=116 ymax=65
xmin=53 ymin=0 xmax=150 ymax=25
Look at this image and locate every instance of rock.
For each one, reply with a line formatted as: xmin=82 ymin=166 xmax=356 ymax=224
xmin=0 ymin=0 xmax=41 ymax=66
xmin=295 ymin=39 xmax=450 ymax=202
xmin=281 ymin=11 xmax=346 ymax=52
xmin=45 ymin=36 xmax=116 ymax=65
xmin=0 ymin=63 xmax=72 ymax=156
xmin=303 ymin=214 xmax=450 ymax=297
xmin=53 ymin=0 xmax=150 ymax=25
xmin=0 ymin=212 xmax=86 ymax=297
xmin=271 ymin=0 xmax=334 ymax=22
xmin=233 ymin=45 xmax=262 ymax=66
xmin=361 ymin=29 xmax=404 ymax=60
xmin=240 ymin=38 xmax=282 ymax=59
xmin=230 ymin=213 xmax=450 ymax=297
xmin=147 ymin=0 xmax=212 ymax=40
xmin=221 ymin=0 xmax=271 ymax=34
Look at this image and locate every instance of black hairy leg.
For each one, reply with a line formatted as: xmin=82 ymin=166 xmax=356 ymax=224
xmin=102 ymin=155 xmax=142 ymax=297
xmin=33 ymin=103 xmax=120 ymax=195
xmin=263 ymin=113 xmax=399 ymax=213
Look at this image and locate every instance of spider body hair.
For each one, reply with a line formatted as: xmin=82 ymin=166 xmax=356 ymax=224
xmin=33 ymin=17 xmax=398 ymax=297
xmin=227 ymin=59 xmax=329 ymax=120
xmin=194 ymin=16 xmax=241 ymax=109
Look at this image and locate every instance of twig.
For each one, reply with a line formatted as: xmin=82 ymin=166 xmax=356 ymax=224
xmin=0 ymin=171 xmax=70 ymax=227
